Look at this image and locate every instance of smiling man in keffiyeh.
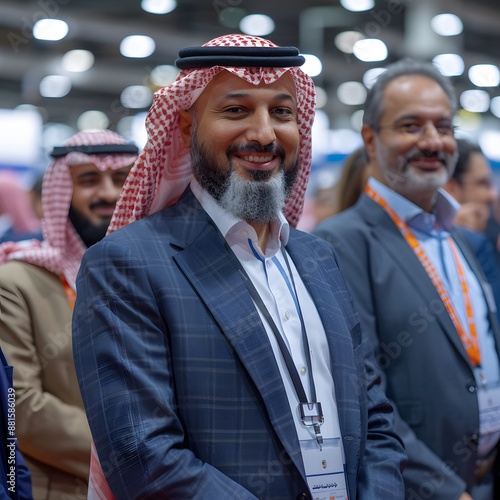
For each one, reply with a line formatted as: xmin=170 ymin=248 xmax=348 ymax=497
xmin=0 ymin=129 xmax=138 ymax=500
xmin=73 ymin=35 xmax=406 ymax=499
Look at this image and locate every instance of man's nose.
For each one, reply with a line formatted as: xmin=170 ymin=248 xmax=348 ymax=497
xmin=416 ymin=122 xmax=444 ymax=150
xmin=245 ymin=108 xmax=276 ymax=146
xmin=98 ymin=176 xmax=121 ymax=203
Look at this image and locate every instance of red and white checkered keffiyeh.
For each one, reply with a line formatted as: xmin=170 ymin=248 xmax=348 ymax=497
xmin=108 ymin=33 xmax=316 ymax=234
xmin=0 ymin=129 xmax=137 ymax=290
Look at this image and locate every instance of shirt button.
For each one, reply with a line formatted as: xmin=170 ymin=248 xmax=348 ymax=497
xmin=285 ymin=310 xmax=291 ymax=320
xmin=300 ymin=365 xmax=307 ymax=375
xmin=242 ymin=230 xmax=249 ymax=237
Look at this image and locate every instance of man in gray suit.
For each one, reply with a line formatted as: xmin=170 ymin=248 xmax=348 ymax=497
xmin=72 ymin=34 xmax=406 ymax=499
xmin=315 ymin=59 xmax=500 ymax=499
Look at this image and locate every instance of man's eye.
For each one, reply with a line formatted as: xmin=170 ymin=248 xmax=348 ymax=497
xmin=78 ymin=179 xmax=98 ymax=187
xmin=225 ymin=107 xmax=243 ymax=113
xmin=399 ymin=123 xmax=421 ymax=133
xmin=273 ymin=107 xmax=294 ymax=119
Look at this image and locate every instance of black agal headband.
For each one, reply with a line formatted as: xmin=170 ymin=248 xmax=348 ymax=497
xmin=50 ymin=144 xmax=139 ymax=158
xmin=175 ymin=45 xmax=305 ymax=70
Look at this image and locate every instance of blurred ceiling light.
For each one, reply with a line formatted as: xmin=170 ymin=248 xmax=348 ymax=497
xmin=39 ymin=75 xmax=72 ymax=98
xmin=150 ymin=65 xmax=179 ymax=87
xmin=141 ymin=0 xmax=177 ymax=14
xmin=431 ymin=13 xmax=463 ymax=36
xmin=77 ymin=110 xmax=110 ymax=130
xmin=239 ymin=14 xmax=275 ymax=36
xmin=120 ymin=85 xmax=153 ymax=109
xmin=315 ymin=86 xmax=328 ymax=109
xmin=33 ymin=19 xmax=69 ymax=41
xmin=62 ymin=49 xmax=95 ymax=72
xmin=454 ymin=109 xmax=481 ymax=131
xmin=334 ymin=31 xmax=365 ymax=54
xmin=301 ymin=54 xmax=323 ymax=77
xmin=353 ymin=39 xmax=388 ymax=62
xmin=219 ymin=7 xmax=247 ymax=29
xmin=460 ymin=89 xmax=490 ymax=113
xmin=120 ymin=35 xmax=156 ymax=58
xmin=432 ymin=53 xmax=464 ymax=76
xmin=363 ymin=67 xmax=386 ymax=89
xmin=468 ymin=64 xmax=500 ymax=87
xmin=350 ymin=109 xmax=364 ymax=131
xmin=478 ymin=130 xmax=500 ymax=161
xmin=329 ymin=128 xmax=363 ymax=154
xmin=42 ymin=123 xmax=75 ymax=153
xmin=340 ymin=0 xmax=375 ymax=12
xmin=117 ymin=112 xmax=148 ymax=149
xmin=490 ymin=96 xmax=500 ymax=118
xmin=337 ymin=81 xmax=367 ymax=105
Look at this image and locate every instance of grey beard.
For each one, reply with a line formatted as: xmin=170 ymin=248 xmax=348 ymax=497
xmin=218 ymin=169 xmax=286 ymax=224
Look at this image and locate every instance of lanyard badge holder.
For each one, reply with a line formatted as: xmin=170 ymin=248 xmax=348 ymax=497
xmin=300 ymin=402 xmax=324 ymax=449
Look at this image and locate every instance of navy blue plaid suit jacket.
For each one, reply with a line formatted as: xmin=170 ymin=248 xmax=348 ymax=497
xmin=73 ymin=187 xmax=406 ymax=499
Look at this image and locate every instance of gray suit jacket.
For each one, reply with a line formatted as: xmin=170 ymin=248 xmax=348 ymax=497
xmin=73 ymin=188 xmax=406 ymax=499
xmin=314 ymin=193 xmax=500 ymax=498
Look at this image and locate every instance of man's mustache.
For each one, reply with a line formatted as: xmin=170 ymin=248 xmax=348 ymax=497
xmin=227 ymin=143 xmax=285 ymax=158
xmin=89 ymin=201 xmax=116 ymax=211
xmin=404 ymin=148 xmax=448 ymax=163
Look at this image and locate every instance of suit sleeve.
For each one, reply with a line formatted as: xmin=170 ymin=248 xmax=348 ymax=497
xmin=0 ymin=266 xmax=91 ymax=481
xmin=314 ymin=224 xmax=467 ymax=499
xmin=72 ymin=239 xmax=257 ymax=500
xmin=352 ymin=334 xmax=407 ymax=498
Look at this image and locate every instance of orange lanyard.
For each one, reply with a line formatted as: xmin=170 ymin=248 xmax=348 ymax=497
xmin=60 ymin=276 xmax=76 ymax=310
xmin=365 ymin=184 xmax=481 ymax=367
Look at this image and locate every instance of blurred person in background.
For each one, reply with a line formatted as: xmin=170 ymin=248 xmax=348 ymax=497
xmin=0 ymin=171 xmax=42 ymax=243
xmin=0 ymin=129 xmax=138 ymax=500
xmin=444 ymin=138 xmax=500 ymax=321
xmin=331 ymin=145 xmax=371 ymax=216
xmin=444 ymin=138 xmax=498 ymax=234
xmin=28 ymin=175 xmax=43 ymax=222
xmin=315 ymin=58 xmax=500 ymax=499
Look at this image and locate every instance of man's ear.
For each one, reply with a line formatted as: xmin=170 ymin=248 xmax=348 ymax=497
xmin=361 ymin=124 xmax=376 ymax=161
xmin=178 ymin=109 xmax=193 ymax=149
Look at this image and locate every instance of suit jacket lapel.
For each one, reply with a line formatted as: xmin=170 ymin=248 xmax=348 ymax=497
xmin=358 ymin=195 xmax=473 ymax=367
xmin=169 ymin=189 xmax=306 ymax=478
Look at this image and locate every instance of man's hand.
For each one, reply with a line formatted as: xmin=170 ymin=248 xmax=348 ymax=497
xmin=458 ymin=492 xmax=473 ymax=500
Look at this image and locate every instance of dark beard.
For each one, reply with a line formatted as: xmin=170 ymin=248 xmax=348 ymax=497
xmin=68 ymin=206 xmax=110 ymax=248
xmin=190 ymin=131 xmax=299 ymax=223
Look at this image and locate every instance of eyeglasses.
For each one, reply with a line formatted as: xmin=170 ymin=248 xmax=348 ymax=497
xmin=377 ymin=121 xmax=456 ymax=137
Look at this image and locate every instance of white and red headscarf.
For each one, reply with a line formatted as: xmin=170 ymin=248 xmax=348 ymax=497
xmin=108 ymin=34 xmax=316 ymax=234
xmin=0 ymin=129 xmax=138 ymax=290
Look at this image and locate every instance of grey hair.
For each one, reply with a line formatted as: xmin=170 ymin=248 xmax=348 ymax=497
xmin=363 ymin=58 xmax=457 ymax=129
